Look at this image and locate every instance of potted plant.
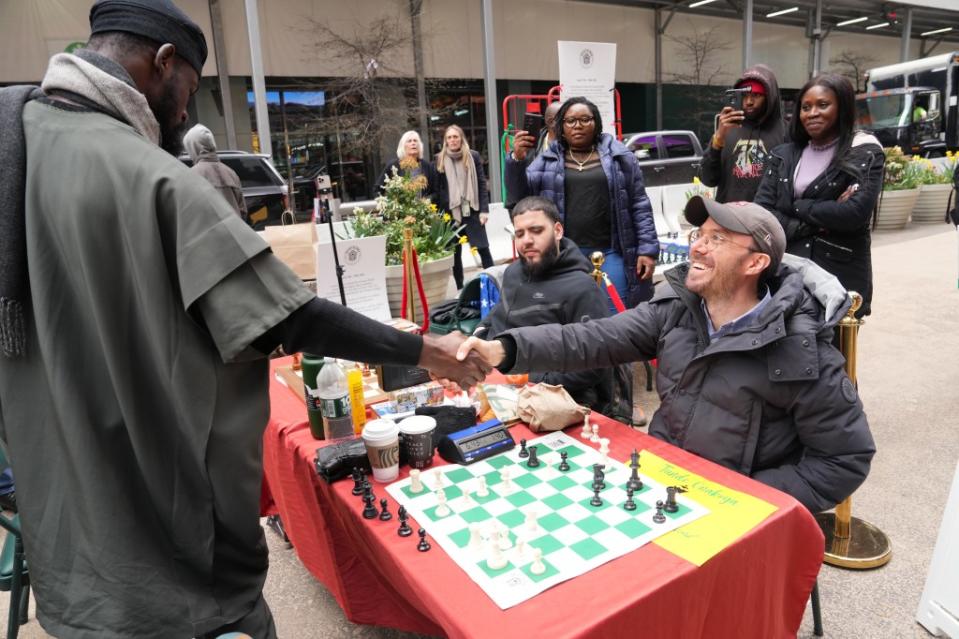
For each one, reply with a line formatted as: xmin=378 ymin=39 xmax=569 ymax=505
xmin=876 ymin=146 xmax=920 ymax=230
xmin=913 ymin=152 xmax=956 ymax=224
xmin=349 ymin=157 xmax=462 ymax=319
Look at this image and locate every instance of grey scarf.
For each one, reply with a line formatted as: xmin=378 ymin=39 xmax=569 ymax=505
xmin=442 ymin=149 xmax=479 ymax=220
xmin=0 ymin=50 xmax=159 ymax=358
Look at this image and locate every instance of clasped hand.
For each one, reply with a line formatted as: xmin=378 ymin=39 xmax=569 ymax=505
xmin=419 ymin=334 xmax=507 ymax=391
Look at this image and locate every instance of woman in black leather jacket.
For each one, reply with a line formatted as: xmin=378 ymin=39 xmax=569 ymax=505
xmin=754 ymin=73 xmax=884 ymax=316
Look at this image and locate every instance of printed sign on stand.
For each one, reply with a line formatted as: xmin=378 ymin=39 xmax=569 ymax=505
xmin=557 ymin=41 xmax=617 ymax=136
xmin=315 ymin=233 xmax=391 ymax=322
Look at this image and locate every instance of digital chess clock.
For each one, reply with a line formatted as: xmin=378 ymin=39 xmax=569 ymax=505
xmin=437 ymin=419 xmax=515 ymax=465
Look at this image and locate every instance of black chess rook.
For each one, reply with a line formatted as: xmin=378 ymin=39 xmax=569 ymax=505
xmin=558 ymin=451 xmax=570 ymax=472
xmin=526 ymin=445 xmax=540 ymax=468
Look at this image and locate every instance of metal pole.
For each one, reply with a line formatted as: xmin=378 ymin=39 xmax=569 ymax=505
xmin=901 ymin=8 xmax=913 ymax=62
xmin=410 ymin=0 xmax=429 ymax=139
xmin=208 ymin=0 xmax=237 ymax=149
xmin=655 ymin=8 xmax=663 ymax=131
xmin=480 ymin=0 xmax=501 ymax=203
xmin=814 ymin=292 xmax=893 ymax=569
xmin=742 ymin=0 xmax=753 ymax=71
xmin=812 ymin=0 xmax=823 ymax=76
xmin=244 ymin=0 xmax=272 ymax=157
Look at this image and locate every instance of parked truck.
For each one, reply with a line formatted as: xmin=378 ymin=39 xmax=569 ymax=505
xmin=855 ymin=52 xmax=959 ymax=156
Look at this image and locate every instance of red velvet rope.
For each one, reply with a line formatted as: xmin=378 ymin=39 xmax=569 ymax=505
xmin=602 ymin=273 xmax=626 ymax=314
xmin=400 ymin=245 xmax=431 ymax=332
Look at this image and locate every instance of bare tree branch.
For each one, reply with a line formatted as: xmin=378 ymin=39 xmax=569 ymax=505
xmin=829 ymin=49 xmax=877 ymax=93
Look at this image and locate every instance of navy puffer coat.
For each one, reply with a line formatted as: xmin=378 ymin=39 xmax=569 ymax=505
xmin=504 ymin=133 xmax=659 ymax=307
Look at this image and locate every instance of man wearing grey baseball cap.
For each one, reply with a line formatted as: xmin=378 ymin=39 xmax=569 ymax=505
xmin=456 ymin=194 xmax=875 ymax=517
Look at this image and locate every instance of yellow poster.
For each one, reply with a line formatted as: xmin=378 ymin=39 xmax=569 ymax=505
xmin=640 ymin=451 xmax=779 ymax=566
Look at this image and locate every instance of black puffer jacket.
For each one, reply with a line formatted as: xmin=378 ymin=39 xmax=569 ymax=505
xmin=499 ymin=261 xmax=876 ymax=513
xmin=753 ymin=132 xmax=884 ymax=316
xmin=478 ymin=237 xmax=631 ymax=419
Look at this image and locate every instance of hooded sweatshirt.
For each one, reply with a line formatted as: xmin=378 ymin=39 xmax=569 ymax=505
xmin=182 ymin=124 xmax=247 ymax=219
xmin=701 ymin=64 xmax=787 ymax=203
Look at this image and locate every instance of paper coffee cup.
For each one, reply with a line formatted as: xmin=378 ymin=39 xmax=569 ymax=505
xmin=399 ymin=415 xmax=436 ymax=470
xmin=362 ymin=419 xmax=400 ymax=482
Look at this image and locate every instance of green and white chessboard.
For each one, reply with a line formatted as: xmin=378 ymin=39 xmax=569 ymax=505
xmin=385 ymin=430 xmax=709 ymax=609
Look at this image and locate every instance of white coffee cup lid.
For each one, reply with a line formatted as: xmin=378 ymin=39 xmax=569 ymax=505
xmin=399 ymin=415 xmax=436 ymax=435
xmin=362 ymin=419 xmax=399 ymax=442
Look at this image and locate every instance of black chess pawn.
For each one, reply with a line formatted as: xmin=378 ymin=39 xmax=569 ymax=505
xmin=664 ymin=487 xmax=679 ymax=513
xmin=526 ymin=445 xmax=540 ymax=468
xmin=416 ymin=527 xmax=431 ymax=552
xmin=624 ymin=487 xmax=637 ymax=511
xmin=378 ymin=497 xmax=392 ymax=521
xmin=397 ymin=506 xmax=413 ymax=537
xmin=362 ymin=494 xmax=378 ymax=519
xmin=558 ymin=451 xmax=570 ymax=472
xmin=590 ymin=486 xmax=604 ymax=507
xmin=362 ymin=479 xmax=374 ymax=501
xmin=518 ymin=438 xmax=529 ymax=458
xmin=351 ymin=467 xmax=364 ymax=496
xmin=653 ymin=500 xmax=666 ymax=523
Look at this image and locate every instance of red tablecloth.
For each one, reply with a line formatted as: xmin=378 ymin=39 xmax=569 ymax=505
xmin=262 ymin=359 xmax=824 ymax=639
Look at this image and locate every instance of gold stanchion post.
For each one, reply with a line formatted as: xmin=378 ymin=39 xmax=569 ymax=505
xmin=590 ymin=251 xmax=605 ymax=286
xmin=814 ymin=292 xmax=892 ymax=569
xmin=402 ymin=228 xmax=417 ymax=325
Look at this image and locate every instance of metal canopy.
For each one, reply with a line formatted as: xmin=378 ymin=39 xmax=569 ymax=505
xmin=583 ymin=0 xmax=959 ymax=47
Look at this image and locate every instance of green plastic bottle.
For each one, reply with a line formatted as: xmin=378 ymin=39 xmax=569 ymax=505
xmin=300 ymin=353 xmax=325 ymax=439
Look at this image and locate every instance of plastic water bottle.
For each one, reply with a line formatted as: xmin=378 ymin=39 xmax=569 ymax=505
xmin=316 ymin=358 xmax=354 ymax=440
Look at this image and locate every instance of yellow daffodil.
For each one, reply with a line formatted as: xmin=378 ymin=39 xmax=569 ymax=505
xmin=431 ymin=203 xmax=439 ymax=213
xmin=693 ymin=176 xmax=701 ymax=185
xmin=442 ymin=213 xmax=451 ymax=222
xmin=458 ymin=236 xmax=469 ymax=245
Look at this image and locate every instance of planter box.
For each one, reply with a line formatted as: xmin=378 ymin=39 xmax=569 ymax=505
xmin=876 ymin=188 xmax=919 ymax=230
xmin=385 ymin=254 xmax=454 ymax=322
xmin=913 ymin=183 xmax=954 ymax=224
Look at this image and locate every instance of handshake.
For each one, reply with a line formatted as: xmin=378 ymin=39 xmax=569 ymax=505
xmin=418 ymin=332 xmax=509 ymax=390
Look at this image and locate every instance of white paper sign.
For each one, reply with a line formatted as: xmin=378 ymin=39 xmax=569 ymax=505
xmin=557 ymin=41 xmax=617 ymax=136
xmin=314 ymin=234 xmax=391 ymax=322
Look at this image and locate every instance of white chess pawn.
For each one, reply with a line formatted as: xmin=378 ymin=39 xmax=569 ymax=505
xmin=475 ymin=476 xmax=489 ymax=498
xmin=435 ymin=489 xmax=451 ymax=517
xmin=409 ymin=469 xmax=423 ymax=493
xmin=515 ymin=538 xmax=529 ymax=561
xmin=599 ymin=437 xmax=611 ymax=467
xmin=580 ymin=412 xmax=592 ymax=439
xmin=432 ymin=469 xmax=444 ymax=490
xmin=497 ymin=524 xmax=513 ymax=550
xmin=487 ymin=539 xmax=508 ymax=570
xmin=524 ymin=509 xmax=539 ymax=534
xmin=589 ymin=423 xmax=600 ymax=443
xmin=461 ymin=486 xmax=474 ymax=506
xmin=529 ymin=548 xmax=546 ymax=575
xmin=468 ymin=523 xmax=484 ymax=554
xmin=500 ymin=467 xmax=513 ymax=492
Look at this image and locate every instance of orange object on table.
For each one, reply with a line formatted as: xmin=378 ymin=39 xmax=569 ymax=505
xmin=504 ymin=373 xmax=529 ymax=385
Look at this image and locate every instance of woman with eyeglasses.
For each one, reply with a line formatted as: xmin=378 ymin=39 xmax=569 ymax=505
xmin=754 ymin=73 xmax=884 ymax=317
xmin=505 ymin=97 xmax=659 ymax=308
xmin=435 ymin=125 xmax=494 ymax=289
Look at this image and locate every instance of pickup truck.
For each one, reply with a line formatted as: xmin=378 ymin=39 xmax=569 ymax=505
xmin=622 ymin=130 xmax=704 ymax=187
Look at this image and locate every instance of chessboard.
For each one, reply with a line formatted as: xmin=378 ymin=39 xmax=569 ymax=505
xmin=385 ymin=430 xmax=709 ymax=609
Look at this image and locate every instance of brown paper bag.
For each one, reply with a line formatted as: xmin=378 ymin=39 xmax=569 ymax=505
xmin=259 ymin=214 xmax=316 ymax=279
xmin=516 ymin=383 xmax=589 ymax=432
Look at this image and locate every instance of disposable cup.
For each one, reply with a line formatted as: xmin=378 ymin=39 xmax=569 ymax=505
xmin=399 ymin=415 xmax=436 ymax=470
xmin=362 ymin=419 xmax=400 ymax=482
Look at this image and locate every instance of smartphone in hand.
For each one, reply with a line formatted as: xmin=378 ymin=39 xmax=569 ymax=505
xmin=724 ymin=88 xmax=749 ymax=110
xmin=523 ymin=112 xmax=545 ymax=141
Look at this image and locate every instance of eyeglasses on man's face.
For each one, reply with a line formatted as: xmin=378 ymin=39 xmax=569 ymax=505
xmin=562 ymin=116 xmax=595 ymax=128
xmin=688 ymin=228 xmax=758 ymax=253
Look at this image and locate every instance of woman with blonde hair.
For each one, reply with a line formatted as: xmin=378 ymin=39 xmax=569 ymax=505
xmin=376 ymin=130 xmax=438 ymax=202
xmin=435 ymin=125 xmax=493 ymax=289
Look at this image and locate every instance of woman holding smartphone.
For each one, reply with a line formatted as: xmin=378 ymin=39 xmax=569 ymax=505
xmin=504 ymin=97 xmax=658 ymax=309
xmin=435 ymin=125 xmax=493 ymax=289
xmin=754 ymin=73 xmax=884 ymax=317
